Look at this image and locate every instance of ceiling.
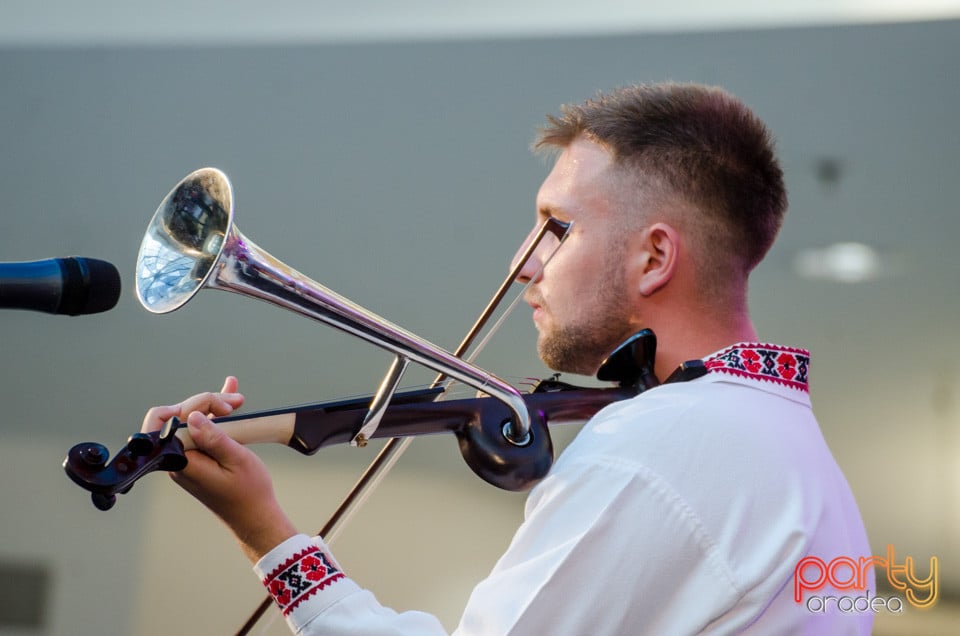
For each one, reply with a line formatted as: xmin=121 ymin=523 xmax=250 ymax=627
xmin=1 ymin=0 xmax=959 ymax=45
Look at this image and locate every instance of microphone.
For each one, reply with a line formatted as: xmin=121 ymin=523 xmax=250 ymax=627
xmin=0 ymin=257 xmax=122 ymax=315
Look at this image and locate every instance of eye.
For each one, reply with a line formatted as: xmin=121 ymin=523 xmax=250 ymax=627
xmin=538 ymin=205 xmax=568 ymax=224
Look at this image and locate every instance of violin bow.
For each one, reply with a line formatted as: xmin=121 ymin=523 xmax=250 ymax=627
xmin=234 ymin=218 xmax=571 ymax=634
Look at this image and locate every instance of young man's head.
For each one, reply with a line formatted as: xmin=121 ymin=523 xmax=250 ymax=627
xmin=517 ymin=84 xmax=787 ymax=375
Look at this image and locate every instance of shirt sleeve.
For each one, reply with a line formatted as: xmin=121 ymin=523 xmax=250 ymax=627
xmin=254 ymin=534 xmax=448 ymax=635
xmin=254 ymin=454 xmax=743 ymax=635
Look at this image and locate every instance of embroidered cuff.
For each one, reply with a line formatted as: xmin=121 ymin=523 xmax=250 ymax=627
xmin=255 ymin=534 xmax=352 ymax=619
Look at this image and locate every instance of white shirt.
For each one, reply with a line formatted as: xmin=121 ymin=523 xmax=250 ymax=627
xmin=254 ymin=343 xmax=873 ymax=635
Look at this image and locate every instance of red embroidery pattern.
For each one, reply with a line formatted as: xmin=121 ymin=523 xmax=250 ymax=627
xmin=262 ymin=546 xmax=345 ymax=616
xmin=705 ymin=343 xmax=810 ymax=393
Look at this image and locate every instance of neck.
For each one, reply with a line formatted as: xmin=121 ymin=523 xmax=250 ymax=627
xmin=647 ymin=308 xmax=758 ymax=383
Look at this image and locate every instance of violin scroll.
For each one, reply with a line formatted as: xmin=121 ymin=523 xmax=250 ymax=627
xmin=63 ymin=418 xmax=189 ymax=510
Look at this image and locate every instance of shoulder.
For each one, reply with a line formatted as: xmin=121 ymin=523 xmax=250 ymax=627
xmin=543 ymin=373 xmax=840 ymax=567
xmin=561 ymin=374 xmax=816 ymax=474
xmin=520 ymin=368 xmax=871 ymax=633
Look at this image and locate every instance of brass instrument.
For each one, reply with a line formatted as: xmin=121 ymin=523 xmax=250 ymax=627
xmin=65 ymin=168 xmax=668 ymax=635
xmin=136 ymin=167 xmax=534 ymax=445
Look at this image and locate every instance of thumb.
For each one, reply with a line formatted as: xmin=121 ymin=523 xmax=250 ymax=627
xmin=185 ymin=411 xmax=242 ymax=467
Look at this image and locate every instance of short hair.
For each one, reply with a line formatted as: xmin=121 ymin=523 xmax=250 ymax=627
xmin=535 ymin=83 xmax=787 ymax=275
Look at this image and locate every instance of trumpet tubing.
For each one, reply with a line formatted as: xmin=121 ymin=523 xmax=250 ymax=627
xmin=135 ymin=168 xmax=531 ymax=441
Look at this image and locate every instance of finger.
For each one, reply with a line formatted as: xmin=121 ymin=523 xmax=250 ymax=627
xmin=220 ymin=376 xmax=239 ymax=394
xmin=142 ymin=404 xmax=180 ymax=433
xmin=142 ymin=380 xmax=244 ymax=434
xmin=213 ymin=378 xmax=245 ymax=414
xmin=179 ymin=390 xmax=244 ymax=420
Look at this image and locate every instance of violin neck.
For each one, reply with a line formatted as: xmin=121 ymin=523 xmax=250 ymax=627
xmin=176 ymin=412 xmax=297 ymax=452
xmin=187 ymin=387 xmax=446 ymax=454
xmin=194 ymin=384 xmax=637 ymax=456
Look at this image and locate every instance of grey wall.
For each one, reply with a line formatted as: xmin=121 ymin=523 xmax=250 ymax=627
xmin=1 ymin=19 xmax=958 ymax=634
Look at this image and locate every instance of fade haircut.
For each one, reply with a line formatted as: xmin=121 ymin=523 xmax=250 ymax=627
xmin=535 ymin=83 xmax=787 ymax=277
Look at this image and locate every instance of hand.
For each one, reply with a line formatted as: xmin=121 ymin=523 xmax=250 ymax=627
xmin=142 ymin=377 xmax=298 ymax=563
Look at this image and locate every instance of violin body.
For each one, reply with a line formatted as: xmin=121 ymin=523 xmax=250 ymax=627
xmin=63 ymin=378 xmax=638 ymax=510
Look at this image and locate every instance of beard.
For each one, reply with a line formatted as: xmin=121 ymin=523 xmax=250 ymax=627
xmin=535 ymin=254 xmax=636 ymax=376
xmin=537 ymin=319 xmax=632 ymax=375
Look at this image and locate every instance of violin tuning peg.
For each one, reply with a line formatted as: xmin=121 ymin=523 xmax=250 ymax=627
xmin=75 ymin=443 xmax=110 ymax=469
xmin=159 ymin=417 xmax=183 ymax=444
xmin=517 ymin=377 xmax=540 ymax=389
xmin=126 ymin=432 xmax=156 ymax=457
xmin=91 ymin=492 xmax=117 ymax=511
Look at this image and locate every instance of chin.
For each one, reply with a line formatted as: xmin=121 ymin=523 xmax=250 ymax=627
xmin=537 ymin=343 xmax=600 ymax=376
xmin=535 ymin=326 xmax=623 ymax=377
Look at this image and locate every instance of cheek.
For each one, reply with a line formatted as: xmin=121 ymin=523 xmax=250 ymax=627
xmin=564 ymin=253 xmax=605 ymax=289
xmin=546 ymin=260 xmax=596 ymax=312
xmin=541 ymin=233 xmax=608 ymax=296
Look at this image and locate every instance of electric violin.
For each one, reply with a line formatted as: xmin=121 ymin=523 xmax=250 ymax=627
xmin=62 ymin=168 xmax=674 ymax=634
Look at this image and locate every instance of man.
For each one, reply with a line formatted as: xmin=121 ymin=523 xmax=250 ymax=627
xmin=143 ymin=83 xmax=873 ymax=634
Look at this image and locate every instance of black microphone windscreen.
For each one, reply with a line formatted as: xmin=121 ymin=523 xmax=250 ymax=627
xmin=60 ymin=257 xmax=122 ymax=316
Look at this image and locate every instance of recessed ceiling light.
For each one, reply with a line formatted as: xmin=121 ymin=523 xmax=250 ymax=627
xmin=793 ymin=242 xmax=883 ymax=283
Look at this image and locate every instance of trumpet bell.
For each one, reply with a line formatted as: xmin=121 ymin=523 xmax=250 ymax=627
xmin=136 ymin=168 xmax=234 ymax=314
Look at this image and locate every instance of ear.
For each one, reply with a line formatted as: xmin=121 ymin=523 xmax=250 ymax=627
xmin=635 ymin=222 xmax=680 ymax=296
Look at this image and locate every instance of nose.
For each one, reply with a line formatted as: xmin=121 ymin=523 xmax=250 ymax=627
xmin=510 ymin=226 xmax=545 ymax=284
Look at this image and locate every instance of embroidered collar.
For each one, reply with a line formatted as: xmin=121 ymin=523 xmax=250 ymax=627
xmin=704 ymin=343 xmax=810 ymax=393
